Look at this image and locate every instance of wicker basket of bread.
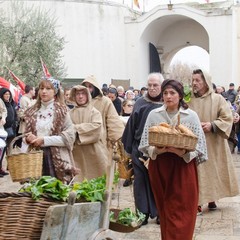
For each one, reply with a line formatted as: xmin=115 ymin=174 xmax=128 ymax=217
xmin=148 ymin=119 xmax=198 ymax=151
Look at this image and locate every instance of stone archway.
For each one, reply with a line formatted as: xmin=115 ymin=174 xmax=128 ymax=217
xmin=1 ymin=1 xmax=237 ymax=88
xmin=126 ymin=3 xmax=235 ymax=88
xmin=139 ymin=14 xmax=209 ymax=77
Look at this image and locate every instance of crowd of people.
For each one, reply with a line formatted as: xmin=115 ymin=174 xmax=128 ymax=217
xmin=0 ymin=70 xmax=239 ymax=240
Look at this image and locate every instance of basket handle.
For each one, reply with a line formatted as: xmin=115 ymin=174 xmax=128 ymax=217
xmin=8 ymin=132 xmax=31 ymax=155
xmin=177 ymin=113 xmax=180 ymax=127
xmin=171 ymin=112 xmax=180 ymax=130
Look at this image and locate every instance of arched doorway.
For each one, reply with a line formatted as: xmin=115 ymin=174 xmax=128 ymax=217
xmin=170 ymin=46 xmax=209 ymax=73
xmin=135 ymin=10 xmax=210 ymax=85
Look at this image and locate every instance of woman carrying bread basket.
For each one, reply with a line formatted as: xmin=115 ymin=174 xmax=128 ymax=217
xmin=139 ymin=79 xmax=207 ymax=240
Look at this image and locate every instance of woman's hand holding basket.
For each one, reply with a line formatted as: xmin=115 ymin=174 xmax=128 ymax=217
xmin=148 ymin=146 xmax=168 ymax=160
xmin=149 ymin=146 xmax=187 ymax=160
xmin=26 ymin=133 xmax=44 ymax=147
xmin=165 ymin=147 xmax=187 ymax=157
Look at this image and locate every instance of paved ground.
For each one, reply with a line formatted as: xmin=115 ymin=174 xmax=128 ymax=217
xmin=1 ymin=153 xmax=240 ymax=240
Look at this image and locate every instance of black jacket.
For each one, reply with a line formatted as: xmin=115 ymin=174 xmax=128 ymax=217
xmin=0 ymin=88 xmax=18 ymax=130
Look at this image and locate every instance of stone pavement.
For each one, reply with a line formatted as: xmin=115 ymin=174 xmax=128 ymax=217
xmin=1 ymin=153 xmax=240 ymax=240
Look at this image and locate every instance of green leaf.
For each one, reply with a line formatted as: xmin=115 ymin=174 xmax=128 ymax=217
xmin=19 ymin=172 xmax=119 ymax=203
xmin=19 ymin=176 xmax=71 ymax=201
xmin=110 ymin=208 xmax=145 ymax=227
xmin=183 ymin=85 xmax=192 ymax=103
xmin=74 ymin=176 xmax=107 ymax=202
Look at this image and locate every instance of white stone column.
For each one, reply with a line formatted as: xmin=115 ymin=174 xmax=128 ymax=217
xmin=232 ymin=5 xmax=240 ymax=87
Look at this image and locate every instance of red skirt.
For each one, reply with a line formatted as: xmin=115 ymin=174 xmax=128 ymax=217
xmin=148 ymin=152 xmax=198 ymax=240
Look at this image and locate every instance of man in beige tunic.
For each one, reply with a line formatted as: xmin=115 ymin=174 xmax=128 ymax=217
xmin=18 ymin=85 xmax=36 ymax=134
xmin=69 ymin=85 xmax=108 ymax=181
xmin=81 ymin=76 xmax=125 ymax=165
xmin=188 ymin=69 xmax=239 ymax=214
xmin=17 ymin=85 xmax=35 ymax=149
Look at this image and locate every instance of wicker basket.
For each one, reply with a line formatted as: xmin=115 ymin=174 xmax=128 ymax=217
xmin=116 ymin=140 xmax=133 ymax=179
xmin=149 ymin=131 xmax=198 ymax=151
xmin=7 ymin=134 xmax=43 ymax=182
xmin=109 ymin=208 xmax=141 ymax=233
xmin=0 ymin=192 xmax=63 ymax=240
xmin=148 ymin=114 xmax=198 ymax=151
xmin=117 ymin=160 xmax=133 ymax=180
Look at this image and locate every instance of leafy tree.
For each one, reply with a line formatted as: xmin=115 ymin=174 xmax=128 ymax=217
xmin=167 ymin=61 xmax=197 ymax=103
xmin=0 ymin=1 xmax=66 ymax=86
xmin=168 ymin=60 xmax=198 ymax=86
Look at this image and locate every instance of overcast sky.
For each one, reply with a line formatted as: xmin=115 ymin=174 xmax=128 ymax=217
xmin=171 ymin=46 xmax=210 ymax=72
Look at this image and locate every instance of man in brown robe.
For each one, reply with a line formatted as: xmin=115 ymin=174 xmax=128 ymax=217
xmin=81 ymin=76 xmax=125 ymax=166
xmin=69 ymin=85 xmax=108 ymax=181
xmin=188 ymin=69 xmax=239 ymax=214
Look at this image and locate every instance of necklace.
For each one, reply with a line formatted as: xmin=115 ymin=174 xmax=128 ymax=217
xmin=38 ymin=103 xmax=54 ymax=120
xmin=38 ymin=109 xmax=53 ymax=119
xmin=36 ymin=103 xmax=54 ymax=136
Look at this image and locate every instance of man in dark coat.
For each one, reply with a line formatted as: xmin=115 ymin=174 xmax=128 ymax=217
xmin=225 ymin=83 xmax=237 ymax=104
xmin=122 ymin=72 xmax=164 ymax=225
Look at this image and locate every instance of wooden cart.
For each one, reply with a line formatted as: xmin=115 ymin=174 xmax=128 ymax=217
xmin=0 ymin=141 xmax=135 ymax=240
xmin=41 ymin=145 xmax=125 ymax=240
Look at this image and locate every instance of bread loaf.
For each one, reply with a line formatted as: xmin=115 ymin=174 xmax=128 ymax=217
xmin=148 ymin=121 xmax=198 ymax=151
xmin=177 ymin=124 xmax=196 ymax=137
xmin=149 ymin=122 xmax=196 ymax=137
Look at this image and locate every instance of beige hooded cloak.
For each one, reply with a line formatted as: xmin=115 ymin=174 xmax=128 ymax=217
xmin=69 ymin=85 xmax=108 ymax=182
xmin=81 ymin=76 xmax=125 ymax=164
xmin=188 ymin=73 xmax=239 ymax=205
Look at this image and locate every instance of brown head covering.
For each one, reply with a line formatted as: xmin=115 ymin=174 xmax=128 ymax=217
xmin=161 ymin=79 xmax=188 ymax=109
xmin=69 ymin=85 xmax=92 ymax=107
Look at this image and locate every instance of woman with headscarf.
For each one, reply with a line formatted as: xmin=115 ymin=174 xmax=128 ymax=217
xmin=139 ymin=79 xmax=208 ymax=240
xmin=69 ymin=85 xmax=108 ymax=182
xmin=24 ymin=78 xmax=78 ymax=183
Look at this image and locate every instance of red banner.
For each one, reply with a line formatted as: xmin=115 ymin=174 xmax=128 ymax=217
xmin=8 ymin=69 xmax=26 ymax=92
xmin=40 ymin=57 xmax=51 ymax=79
